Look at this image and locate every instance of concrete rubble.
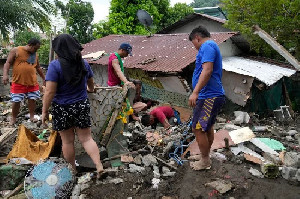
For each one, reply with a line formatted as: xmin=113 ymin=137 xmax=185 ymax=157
xmin=1 ymin=90 xmax=300 ymax=198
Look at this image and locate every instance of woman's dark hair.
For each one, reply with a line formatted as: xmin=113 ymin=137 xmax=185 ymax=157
xmin=27 ymin=38 xmax=41 ymax=46
xmin=141 ymin=114 xmax=151 ymax=126
xmin=189 ymin=26 xmax=211 ymax=41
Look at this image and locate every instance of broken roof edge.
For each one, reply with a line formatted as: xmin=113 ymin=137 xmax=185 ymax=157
xmin=222 ymin=56 xmax=297 ymax=86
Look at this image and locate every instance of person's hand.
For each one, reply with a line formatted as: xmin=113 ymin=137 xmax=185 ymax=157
xmin=42 ymin=111 xmax=49 ymax=127
xmin=188 ymin=92 xmax=198 ymax=107
xmin=2 ymin=75 xmax=9 ymax=85
xmin=125 ymin=81 xmax=135 ymax=89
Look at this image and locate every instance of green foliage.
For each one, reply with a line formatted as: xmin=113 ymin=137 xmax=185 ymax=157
xmin=222 ymin=0 xmax=300 ymax=60
xmin=55 ymin=0 xmax=94 ymax=44
xmin=38 ymin=39 xmax=50 ymax=64
xmin=93 ymin=20 xmax=111 ymax=39
xmin=166 ymin=3 xmax=194 ymax=26
xmin=0 ymin=0 xmax=54 ymax=40
xmin=190 ymin=0 xmax=220 ymax=8
xmin=14 ymin=31 xmax=41 ymax=46
xmin=104 ymin=0 xmax=193 ymax=36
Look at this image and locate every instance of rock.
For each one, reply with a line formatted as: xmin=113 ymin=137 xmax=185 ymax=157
xmin=216 ymin=117 xmax=226 ymax=123
xmin=71 ymin=184 xmax=81 ymax=198
xmin=78 ymin=173 xmax=93 ymax=184
xmin=80 ymin=183 xmax=90 ymax=191
xmin=133 ymin=154 xmax=142 ymax=165
xmin=282 ymin=166 xmax=298 ymax=180
xmin=224 ymin=123 xmax=241 ymax=131
xmin=283 ymin=152 xmax=300 ymax=168
xmin=296 ymin=169 xmax=300 ymax=182
xmin=128 ymin=164 xmax=145 ymax=173
xmin=152 ymin=178 xmax=160 ymax=189
xmin=162 ymin=166 xmax=170 ymax=174
xmin=233 ymin=111 xmax=250 ymax=124
xmin=108 ymin=177 xmax=124 ymax=184
xmin=286 ymin=136 xmax=294 ymax=142
xmin=287 ymin=130 xmax=298 ymax=136
xmin=249 ymin=167 xmax=264 ymax=178
xmin=263 ymin=152 xmax=282 ymax=165
xmin=79 ymin=194 xmax=87 ymax=199
xmin=153 ymin=165 xmax=160 ymax=178
xmin=205 ymin=179 xmax=233 ymax=194
xmin=162 ymin=171 xmax=176 ymax=177
xmin=142 ymin=154 xmax=158 ymax=167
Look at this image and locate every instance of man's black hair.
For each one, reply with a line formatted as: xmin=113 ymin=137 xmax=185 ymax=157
xmin=189 ymin=26 xmax=211 ymax=41
xmin=27 ymin=38 xmax=41 ymax=46
xmin=141 ymin=114 xmax=151 ymax=126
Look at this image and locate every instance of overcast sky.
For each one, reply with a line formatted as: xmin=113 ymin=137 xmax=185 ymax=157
xmin=87 ymin=0 xmax=194 ymax=22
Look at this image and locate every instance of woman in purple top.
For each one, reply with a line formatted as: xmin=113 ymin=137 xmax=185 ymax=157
xmin=42 ymin=34 xmax=103 ymax=176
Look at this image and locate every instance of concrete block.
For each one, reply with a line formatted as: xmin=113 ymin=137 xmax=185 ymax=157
xmin=283 ymin=152 xmax=300 ymax=168
xmin=281 ymin=166 xmax=297 ymax=180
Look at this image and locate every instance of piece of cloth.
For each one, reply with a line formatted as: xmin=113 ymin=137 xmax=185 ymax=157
xmin=132 ymin=102 xmax=147 ymax=113
xmin=6 ymin=125 xmax=57 ymax=164
xmin=10 ymin=82 xmax=39 ymax=94
xmin=51 ymin=98 xmax=91 ymax=131
xmin=10 ymin=90 xmax=40 ymax=102
xmin=45 ymin=59 xmax=93 ymax=105
xmin=192 ymin=96 xmax=225 ymax=132
xmin=12 ymin=46 xmax=39 ymax=86
xmin=52 ymin=34 xmax=87 ymax=86
xmin=150 ymin=106 xmax=175 ymax=125
xmin=192 ymin=40 xmax=225 ymax=99
xmin=107 ymin=53 xmax=121 ymax=86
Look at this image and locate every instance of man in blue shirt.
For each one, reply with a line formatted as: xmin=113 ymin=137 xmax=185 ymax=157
xmin=188 ymin=26 xmax=225 ymax=170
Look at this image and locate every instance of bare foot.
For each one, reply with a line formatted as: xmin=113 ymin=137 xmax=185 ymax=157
xmin=188 ymin=154 xmax=202 ymax=161
xmin=190 ymin=159 xmax=211 ymax=170
xmin=96 ymin=164 xmax=104 ymax=179
xmin=30 ymin=117 xmax=38 ymax=123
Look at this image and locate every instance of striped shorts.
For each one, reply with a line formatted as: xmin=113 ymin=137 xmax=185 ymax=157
xmin=192 ymin=96 xmax=225 ymax=132
xmin=10 ymin=91 xmax=41 ymax=102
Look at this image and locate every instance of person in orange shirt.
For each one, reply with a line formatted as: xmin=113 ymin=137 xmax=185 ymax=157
xmin=2 ymin=38 xmax=45 ymax=125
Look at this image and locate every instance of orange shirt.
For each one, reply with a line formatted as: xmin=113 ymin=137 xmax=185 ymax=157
xmin=12 ymin=46 xmax=38 ymax=86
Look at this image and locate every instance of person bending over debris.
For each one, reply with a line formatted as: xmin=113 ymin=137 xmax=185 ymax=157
xmin=107 ymin=43 xmax=135 ymax=88
xmin=42 ymin=34 xmax=104 ymax=176
xmin=141 ymin=106 xmax=180 ymax=130
xmin=188 ymin=26 xmax=226 ymax=170
xmin=2 ymin=38 xmax=45 ymax=125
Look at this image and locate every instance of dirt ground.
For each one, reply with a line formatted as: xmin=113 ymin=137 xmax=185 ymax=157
xmin=84 ymin=158 xmax=300 ymax=199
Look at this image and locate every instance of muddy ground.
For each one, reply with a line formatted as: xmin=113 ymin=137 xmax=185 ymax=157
xmin=84 ymin=159 xmax=300 ymax=199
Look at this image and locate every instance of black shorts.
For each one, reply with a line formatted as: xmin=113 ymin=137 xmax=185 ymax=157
xmin=52 ymin=98 xmax=91 ymax=131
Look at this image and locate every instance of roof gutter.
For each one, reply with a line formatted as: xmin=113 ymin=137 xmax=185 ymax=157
xmin=253 ymin=25 xmax=300 ymax=71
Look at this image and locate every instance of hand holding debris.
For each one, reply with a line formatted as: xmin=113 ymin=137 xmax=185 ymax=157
xmin=125 ymin=81 xmax=135 ymax=89
xmin=42 ymin=111 xmax=49 ymax=127
xmin=188 ymin=92 xmax=198 ymax=107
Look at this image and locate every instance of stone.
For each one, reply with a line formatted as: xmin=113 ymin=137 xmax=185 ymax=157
xmin=281 ymin=166 xmax=298 ymax=180
xmin=133 ymin=155 xmax=142 ymax=165
xmin=162 ymin=171 xmax=176 ymax=177
xmin=284 ymin=152 xmax=300 ymax=168
xmin=205 ymin=179 xmax=233 ymax=194
xmin=286 ymin=136 xmax=294 ymax=142
xmin=142 ymin=154 xmax=158 ymax=167
xmin=249 ymin=167 xmax=264 ymax=178
xmin=296 ymin=169 xmax=300 ymax=182
xmin=162 ymin=166 xmax=170 ymax=174
xmin=224 ymin=123 xmax=242 ymax=131
xmin=216 ymin=117 xmax=226 ymax=123
xmin=287 ymin=130 xmax=298 ymax=136
xmin=153 ymin=165 xmax=160 ymax=178
xmin=108 ymin=178 xmax=124 ymax=184
xmin=128 ymin=164 xmax=145 ymax=173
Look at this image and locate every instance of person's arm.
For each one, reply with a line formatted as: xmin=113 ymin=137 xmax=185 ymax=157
xmin=2 ymin=48 xmax=17 ymax=85
xmin=36 ymin=61 xmax=46 ymax=86
xmin=42 ymin=81 xmax=57 ymax=125
xmin=112 ymin=59 xmax=135 ymax=87
xmin=87 ymin=77 xmax=95 ymax=93
xmin=162 ymin=118 xmax=171 ymax=129
xmin=188 ymin=62 xmax=213 ymax=107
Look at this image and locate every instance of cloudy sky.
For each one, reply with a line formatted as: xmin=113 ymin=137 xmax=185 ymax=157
xmin=87 ymin=0 xmax=194 ymax=22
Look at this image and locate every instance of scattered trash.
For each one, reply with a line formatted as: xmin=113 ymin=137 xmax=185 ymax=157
xmin=244 ymin=154 xmax=263 ymax=164
xmin=252 ymin=126 xmax=269 ymax=132
xmin=121 ymin=155 xmax=134 ymax=163
xmin=250 ymin=138 xmax=279 ymax=156
xmin=261 ymin=161 xmax=280 ymax=178
xmin=229 ymin=127 xmax=256 ymax=144
xmin=78 ymin=173 xmax=93 ymax=184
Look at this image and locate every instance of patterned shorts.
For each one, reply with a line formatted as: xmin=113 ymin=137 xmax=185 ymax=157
xmin=192 ymin=96 xmax=225 ymax=132
xmin=10 ymin=91 xmax=40 ymax=102
xmin=52 ymin=98 xmax=91 ymax=131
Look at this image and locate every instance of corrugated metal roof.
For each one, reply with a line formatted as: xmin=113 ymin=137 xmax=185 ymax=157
xmin=222 ymin=56 xmax=296 ymax=86
xmin=82 ymin=32 xmax=237 ymax=72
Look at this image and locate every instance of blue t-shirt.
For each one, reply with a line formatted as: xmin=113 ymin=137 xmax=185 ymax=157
xmin=192 ymin=40 xmax=225 ymax=99
xmin=45 ymin=59 xmax=93 ymax=105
